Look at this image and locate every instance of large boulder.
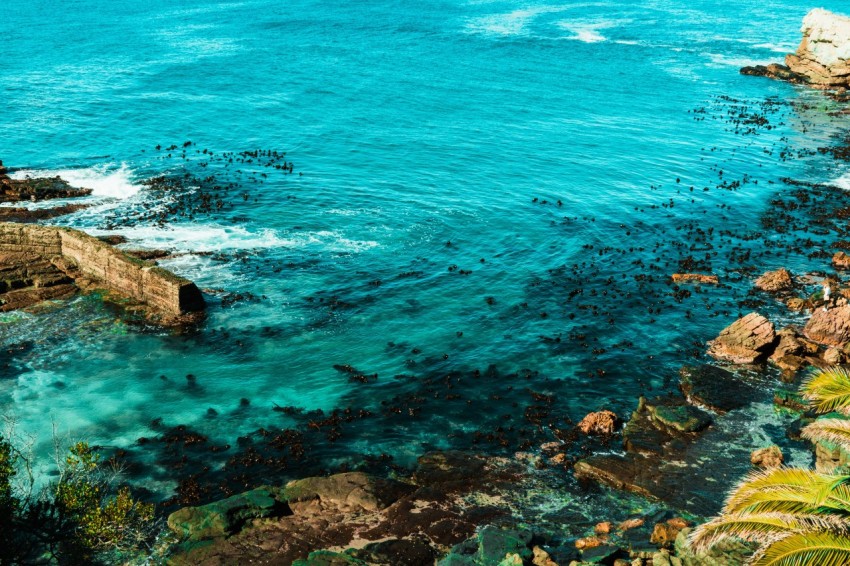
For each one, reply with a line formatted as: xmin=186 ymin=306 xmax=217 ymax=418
xmin=754 ymin=268 xmax=793 ymax=293
xmin=707 ymin=312 xmax=776 ymax=364
xmin=283 ymin=472 xmax=413 ymax=513
xmin=167 ymin=487 xmax=288 ymax=541
xmin=785 ymin=9 xmax=850 ymax=87
xmin=803 ymin=304 xmax=850 ymax=347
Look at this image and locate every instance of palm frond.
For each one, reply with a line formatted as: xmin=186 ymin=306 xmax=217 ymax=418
xmin=751 ymin=531 xmax=850 ymax=566
xmin=689 ymin=511 xmax=847 ymax=554
xmin=801 ymin=367 xmax=850 ymax=414
xmin=724 ymin=468 xmax=840 ymax=515
xmin=802 ymin=419 xmax=850 ymax=453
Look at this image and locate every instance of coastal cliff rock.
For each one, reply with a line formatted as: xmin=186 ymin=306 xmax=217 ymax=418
xmin=0 ymin=223 xmax=204 ymax=324
xmin=803 ymin=303 xmax=850 ymax=346
xmin=753 ymin=268 xmax=792 ymax=293
xmin=741 ymin=9 xmax=850 ymax=88
xmin=786 ymin=9 xmax=850 ymax=87
xmin=707 ymin=312 xmax=776 ymax=364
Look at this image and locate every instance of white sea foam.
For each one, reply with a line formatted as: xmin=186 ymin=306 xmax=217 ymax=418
xmin=557 ymin=18 xmax=625 ymax=43
xmin=752 ymin=42 xmax=796 ymax=53
xmin=705 ymin=53 xmax=774 ymax=68
xmin=832 ymin=172 xmax=850 ymax=190
xmin=10 ymin=163 xmax=142 ymax=199
xmin=86 ymin=224 xmax=380 ymax=255
xmin=465 ymin=5 xmax=572 ymax=36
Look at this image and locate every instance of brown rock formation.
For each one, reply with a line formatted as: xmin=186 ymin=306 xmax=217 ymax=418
xmin=754 ymin=268 xmax=793 ymax=293
xmin=0 ymin=223 xmax=204 ymax=324
xmin=785 ymin=9 xmax=850 ymax=88
xmin=751 ymin=446 xmax=783 ymax=469
xmin=834 ymin=251 xmax=850 ymax=270
xmin=0 ymin=160 xmax=92 ymax=202
xmin=707 ymin=312 xmax=776 ymax=364
xmin=803 ymin=303 xmax=850 ymax=346
xmin=670 ymin=273 xmax=719 ymax=285
xmin=577 ymin=410 xmax=618 ymax=435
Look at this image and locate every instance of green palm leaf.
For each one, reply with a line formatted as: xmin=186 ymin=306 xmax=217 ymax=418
xmin=801 ymin=367 xmax=850 ymax=414
xmin=802 ymin=419 xmax=850 ymax=454
xmin=724 ymin=468 xmax=842 ymax=515
xmin=751 ymin=531 xmax=850 ymax=566
xmin=690 ymin=512 xmax=847 ymax=553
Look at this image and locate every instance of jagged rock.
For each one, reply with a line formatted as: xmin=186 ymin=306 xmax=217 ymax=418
xmin=750 ymin=446 xmax=783 ymax=468
xmin=754 ymin=268 xmax=793 ymax=293
xmin=707 ymin=313 xmax=776 ymax=364
xmin=786 ymin=9 xmax=850 ymax=87
xmin=786 ymin=297 xmax=806 ymax=311
xmin=650 ymin=518 xmax=689 ymax=548
xmin=577 ymin=410 xmax=618 ymax=435
xmin=679 ymin=365 xmax=759 ymax=414
xmin=670 ymin=273 xmax=718 ymax=285
xmin=833 ymin=252 xmax=850 ymax=270
xmin=0 ymin=166 xmax=92 ymax=202
xmin=803 ymin=303 xmax=850 ymax=346
xmin=824 ymin=346 xmax=845 ymax=364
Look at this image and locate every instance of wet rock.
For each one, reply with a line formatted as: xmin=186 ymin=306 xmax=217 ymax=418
xmin=679 ymin=365 xmax=759 ymax=414
xmin=650 ymin=518 xmax=689 ymax=548
xmin=803 ymin=303 xmax=850 ymax=346
xmin=349 ymin=537 xmax=437 ymax=566
xmin=437 ymin=526 xmax=533 ymax=565
xmin=707 ymin=312 xmax=776 ymax=364
xmin=0 ymin=166 xmax=92 ymax=202
xmin=532 ymin=546 xmax=558 ymax=566
xmin=167 ymin=486 xmax=289 ymax=541
xmin=750 ymin=445 xmax=783 ymax=468
xmin=670 ymin=273 xmax=718 ymax=285
xmin=575 ymin=536 xmax=605 ymax=550
xmin=785 ymin=9 xmax=850 ymax=88
xmin=833 ymin=251 xmax=850 ymax=270
xmin=773 ymin=387 xmax=809 ymax=413
xmin=0 ymin=204 xmax=91 ymax=223
xmin=645 ymin=403 xmax=712 ymax=433
xmin=580 ymin=544 xmax=625 ymax=564
xmin=740 ymin=63 xmax=808 ymax=84
xmin=577 ymin=410 xmax=618 ymax=435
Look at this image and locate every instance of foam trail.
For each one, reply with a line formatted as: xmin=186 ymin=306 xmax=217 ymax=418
xmin=10 ymin=163 xmax=142 ymax=199
xmin=833 ymin=172 xmax=850 ymax=191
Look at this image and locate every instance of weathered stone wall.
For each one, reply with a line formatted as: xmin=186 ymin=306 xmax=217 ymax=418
xmin=0 ymin=222 xmax=204 ymax=317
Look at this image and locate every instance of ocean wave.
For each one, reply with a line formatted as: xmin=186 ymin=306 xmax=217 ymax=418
xmin=465 ymin=5 xmax=571 ymax=37
xmin=705 ymin=53 xmax=774 ymax=68
xmin=752 ymin=42 xmax=796 ymax=53
xmin=832 ymin=172 xmax=850 ymax=191
xmin=87 ymin=224 xmax=380 ymax=254
xmin=10 ymin=163 xmax=142 ymax=200
xmin=557 ymin=18 xmax=627 ymax=43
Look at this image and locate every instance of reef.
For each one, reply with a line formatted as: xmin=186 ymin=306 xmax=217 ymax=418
xmin=741 ymin=9 xmax=850 ymax=89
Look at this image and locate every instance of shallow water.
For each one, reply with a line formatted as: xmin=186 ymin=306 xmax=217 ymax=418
xmin=2 ymin=0 xmax=850 ymax=515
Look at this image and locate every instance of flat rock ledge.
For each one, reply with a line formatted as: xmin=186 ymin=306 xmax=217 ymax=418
xmin=741 ymin=9 xmax=850 ymax=89
xmin=0 ymin=223 xmax=204 ymax=325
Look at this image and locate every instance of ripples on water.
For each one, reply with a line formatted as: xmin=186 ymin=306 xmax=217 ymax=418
xmin=2 ymin=0 xmax=850 ymax=516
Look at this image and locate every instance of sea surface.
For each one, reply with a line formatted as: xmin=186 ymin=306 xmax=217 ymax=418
xmin=2 ymin=0 xmax=850 ymax=521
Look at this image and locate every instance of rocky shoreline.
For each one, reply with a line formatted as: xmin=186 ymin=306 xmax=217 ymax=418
xmin=0 ymin=161 xmax=205 ymax=325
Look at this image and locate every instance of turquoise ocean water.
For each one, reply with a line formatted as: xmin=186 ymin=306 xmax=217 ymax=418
xmin=2 ymin=0 xmax=850 ymax=514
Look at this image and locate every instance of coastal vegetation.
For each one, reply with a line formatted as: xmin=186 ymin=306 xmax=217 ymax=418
xmin=691 ymin=367 xmax=850 ymax=565
xmin=0 ymin=435 xmax=159 ymax=565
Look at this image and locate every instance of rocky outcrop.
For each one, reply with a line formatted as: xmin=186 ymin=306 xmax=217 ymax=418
xmin=750 ymin=446 xmax=783 ymax=469
xmin=671 ymin=273 xmax=719 ymax=285
xmin=707 ymin=312 xmax=776 ymax=364
xmin=679 ymin=365 xmax=760 ymax=414
xmin=803 ymin=303 xmax=850 ymax=346
xmin=0 ymin=223 xmax=204 ymax=323
xmin=0 ymin=160 xmax=92 ymax=203
xmin=754 ymin=268 xmax=793 ymax=293
xmin=577 ymin=410 xmax=618 ymax=435
xmin=741 ymin=9 xmax=850 ymax=89
xmin=786 ymin=9 xmax=850 ymax=87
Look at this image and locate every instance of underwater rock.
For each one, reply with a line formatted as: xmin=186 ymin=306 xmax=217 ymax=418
xmin=785 ymin=9 xmax=850 ymax=88
xmin=750 ymin=445 xmax=783 ymax=469
xmin=706 ymin=312 xmax=776 ymax=364
xmin=577 ymin=410 xmax=618 ymax=435
xmin=803 ymin=303 xmax=850 ymax=347
xmin=679 ymin=365 xmax=759 ymax=414
xmin=753 ymin=268 xmax=793 ymax=293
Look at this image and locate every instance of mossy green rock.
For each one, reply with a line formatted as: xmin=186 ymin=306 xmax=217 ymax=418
xmin=648 ymin=403 xmax=712 ymax=433
xmin=166 ymin=486 xmax=284 ymax=541
xmin=438 ymin=526 xmax=533 ymax=565
xmin=291 ymin=550 xmax=367 ymax=566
